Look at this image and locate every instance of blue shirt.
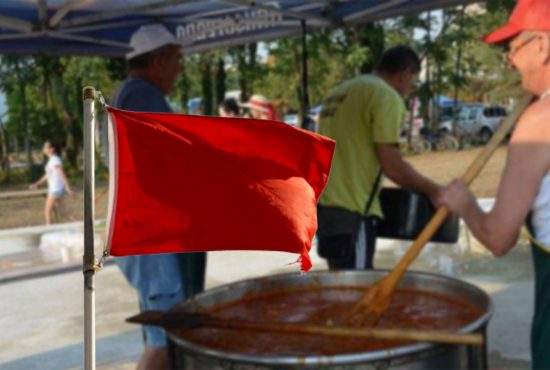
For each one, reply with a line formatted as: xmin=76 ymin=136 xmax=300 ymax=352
xmin=112 ymin=77 xmax=182 ymax=299
xmin=113 ymin=77 xmax=172 ymax=114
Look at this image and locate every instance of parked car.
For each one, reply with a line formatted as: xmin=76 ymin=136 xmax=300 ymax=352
xmin=283 ymin=108 xmax=320 ymax=130
xmin=283 ymin=114 xmax=299 ymax=127
xmin=440 ymin=104 xmax=507 ymax=143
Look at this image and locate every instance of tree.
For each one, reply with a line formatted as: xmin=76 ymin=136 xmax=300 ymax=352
xmin=215 ymin=56 xmax=226 ymax=108
xmin=0 ymin=56 xmax=36 ymax=173
xmin=179 ymin=58 xmax=191 ymax=113
xmin=200 ymin=53 xmax=214 ymax=115
xmin=230 ymin=43 xmax=259 ymax=102
xmin=354 ymin=23 xmax=385 ymax=74
xmin=0 ymin=115 xmax=9 ymax=181
xmin=176 ymin=54 xmax=203 ymax=112
xmin=0 ymin=55 xmax=120 ymax=181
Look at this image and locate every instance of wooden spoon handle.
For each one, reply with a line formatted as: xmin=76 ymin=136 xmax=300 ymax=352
xmin=385 ymin=93 xmax=534 ymax=289
xmin=460 ymin=94 xmax=534 ymax=185
xmin=129 ymin=310 xmax=484 ymax=346
xmin=385 ymin=207 xmax=450 ymax=287
xmin=209 ymin=319 xmax=484 ymax=346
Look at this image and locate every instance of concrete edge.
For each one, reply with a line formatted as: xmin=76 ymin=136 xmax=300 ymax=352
xmin=0 ymin=259 xmax=115 ymax=285
xmin=0 ymin=219 xmax=106 ymax=238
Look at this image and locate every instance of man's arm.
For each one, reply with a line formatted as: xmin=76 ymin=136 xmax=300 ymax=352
xmin=439 ymin=100 xmax=550 ymax=256
xmin=376 ymin=143 xmax=441 ymax=204
xmin=368 ymin=87 xmax=440 ymax=202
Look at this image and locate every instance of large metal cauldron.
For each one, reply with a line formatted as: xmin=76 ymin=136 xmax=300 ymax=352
xmin=168 ymin=270 xmax=493 ymax=370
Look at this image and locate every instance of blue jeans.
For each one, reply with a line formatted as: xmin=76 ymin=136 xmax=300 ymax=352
xmin=118 ymin=252 xmax=207 ymax=347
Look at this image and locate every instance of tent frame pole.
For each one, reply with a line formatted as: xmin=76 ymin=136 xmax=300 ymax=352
xmin=83 ymin=86 xmax=96 ymax=370
xmin=300 ymin=19 xmax=311 ymax=130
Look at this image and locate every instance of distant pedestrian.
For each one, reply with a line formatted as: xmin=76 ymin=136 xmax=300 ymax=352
xmin=30 ymin=141 xmax=73 ymax=225
xmin=218 ymin=98 xmax=241 ymax=117
xmin=242 ymin=94 xmax=279 ymax=120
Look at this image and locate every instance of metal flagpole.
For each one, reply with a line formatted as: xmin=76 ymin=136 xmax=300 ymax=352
xmin=300 ymin=19 xmax=311 ymax=131
xmin=83 ymin=86 xmax=96 ymax=370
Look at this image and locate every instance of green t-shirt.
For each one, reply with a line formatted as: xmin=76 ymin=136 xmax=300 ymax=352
xmin=319 ymin=74 xmax=406 ymax=217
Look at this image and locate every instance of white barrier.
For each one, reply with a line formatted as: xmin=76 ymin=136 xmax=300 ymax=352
xmin=39 ymin=230 xmax=103 ymax=263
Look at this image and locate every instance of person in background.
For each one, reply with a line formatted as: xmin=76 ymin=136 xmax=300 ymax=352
xmin=218 ymin=98 xmax=241 ymax=117
xmin=242 ymin=94 xmax=279 ymax=120
xmin=438 ymin=0 xmax=550 ymax=367
xmin=317 ymin=45 xmax=441 ymax=271
xmin=112 ymin=24 xmax=206 ymax=370
xmin=30 ymin=141 xmax=73 ymax=225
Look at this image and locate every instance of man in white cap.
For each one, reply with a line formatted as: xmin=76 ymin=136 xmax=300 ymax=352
xmin=115 ymin=23 xmax=182 ymax=108
xmin=113 ymin=24 xmax=206 ymax=370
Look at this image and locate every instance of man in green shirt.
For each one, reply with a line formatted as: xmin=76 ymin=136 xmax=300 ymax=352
xmin=318 ymin=45 xmax=441 ymax=270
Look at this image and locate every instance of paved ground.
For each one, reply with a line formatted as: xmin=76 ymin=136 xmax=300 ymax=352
xmin=0 ymin=244 xmax=332 ymax=370
xmin=0 ymin=229 xmax=534 ymax=370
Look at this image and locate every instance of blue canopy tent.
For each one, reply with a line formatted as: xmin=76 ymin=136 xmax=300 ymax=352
xmin=0 ymin=0 xmax=476 ymax=56
xmin=0 ymin=0 xmax=478 ymax=131
xmin=0 ymin=1 xmax=479 ymax=369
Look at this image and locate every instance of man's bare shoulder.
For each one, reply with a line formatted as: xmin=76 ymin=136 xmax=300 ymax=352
xmin=512 ymin=97 xmax=550 ymax=144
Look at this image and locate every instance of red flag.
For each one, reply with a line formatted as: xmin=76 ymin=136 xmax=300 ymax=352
xmin=105 ymin=108 xmax=334 ymax=271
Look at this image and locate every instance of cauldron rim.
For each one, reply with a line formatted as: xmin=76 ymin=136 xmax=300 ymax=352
xmin=168 ymin=269 xmax=493 ymax=367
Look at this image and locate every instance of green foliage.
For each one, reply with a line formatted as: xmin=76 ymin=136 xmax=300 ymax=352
xmin=0 ymin=55 xmax=121 ymax=178
xmin=200 ymin=53 xmax=214 ymax=115
xmin=215 ymin=57 xmax=226 ymax=108
xmin=0 ymin=2 xmax=525 ymax=185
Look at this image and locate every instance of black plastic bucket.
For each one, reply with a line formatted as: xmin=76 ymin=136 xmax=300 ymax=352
xmin=377 ymin=187 xmax=459 ymax=243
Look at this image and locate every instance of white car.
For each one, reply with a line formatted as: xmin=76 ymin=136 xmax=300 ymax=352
xmin=440 ymin=104 xmax=507 ymax=143
xmin=283 ymin=114 xmax=299 ymax=127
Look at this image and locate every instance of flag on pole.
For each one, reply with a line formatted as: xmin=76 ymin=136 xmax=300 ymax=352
xmin=105 ymin=107 xmax=335 ymax=271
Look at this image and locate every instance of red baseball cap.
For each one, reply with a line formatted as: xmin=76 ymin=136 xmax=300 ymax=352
xmin=485 ymin=0 xmax=550 ymax=44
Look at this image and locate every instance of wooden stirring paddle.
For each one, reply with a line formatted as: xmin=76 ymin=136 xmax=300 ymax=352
xmin=128 ymin=310 xmax=484 ymax=346
xmin=349 ymin=93 xmax=535 ymax=327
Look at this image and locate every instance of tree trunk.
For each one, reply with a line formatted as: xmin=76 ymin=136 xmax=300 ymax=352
xmin=433 ymin=41 xmax=444 ymax=131
xmin=52 ymin=58 xmax=78 ymax=167
xmin=452 ymin=6 xmax=466 ymax=136
xmin=0 ymin=116 xmax=10 ymax=182
xmin=358 ymin=23 xmax=385 ymax=74
xmin=291 ymin=41 xmax=306 ymax=124
xmin=215 ymin=57 xmax=226 ymax=108
xmin=248 ymin=43 xmax=257 ymax=72
xmin=179 ymin=58 xmax=190 ymax=113
xmin=41 ymin=57 xmax=53 ymax=109
xmin=72 ymin=75 xmax=83 ymax=167
xmin=235 ymin=43 xmax=258 ymax=103
xmin=425 ymin=11 xmax=433 ymax=129
xmin=408 ymin=99 xmax=416 ymax=145
xmin=237 ymin=46 xmax=249 ymax=102
xmin=14 ymin=61 xmax=32 ymax=169
xmin=200 ymin=54 xmax=213 ymax=116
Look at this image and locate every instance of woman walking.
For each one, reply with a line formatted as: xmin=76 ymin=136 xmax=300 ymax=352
xmin=30 ymin=141 xmax=73 ymax=225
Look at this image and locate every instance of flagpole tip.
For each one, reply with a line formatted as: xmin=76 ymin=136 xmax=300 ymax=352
xmin=83 ymin=86 xmax=95 ymax=100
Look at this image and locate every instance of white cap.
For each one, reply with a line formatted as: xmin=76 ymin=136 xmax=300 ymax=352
xmin=126 ymin=24 xmax=181 ymax=60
